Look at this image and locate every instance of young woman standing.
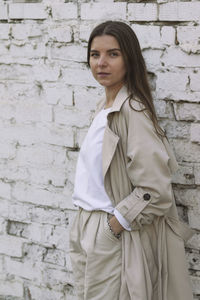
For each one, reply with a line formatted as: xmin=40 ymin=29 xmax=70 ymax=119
xmin=69 ymin=21 xmax=195 ymax=300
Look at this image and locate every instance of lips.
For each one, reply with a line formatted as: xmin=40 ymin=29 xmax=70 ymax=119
xmin=97 ymin=72 xmax=110 ymax=76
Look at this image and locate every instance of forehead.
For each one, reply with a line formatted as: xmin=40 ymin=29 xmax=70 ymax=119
xmin=90 ymin=35 xmax=120 ymax=50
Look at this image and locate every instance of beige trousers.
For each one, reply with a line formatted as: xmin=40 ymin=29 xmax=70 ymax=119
xmin=69 ymin=208 xmax=122 ymax=300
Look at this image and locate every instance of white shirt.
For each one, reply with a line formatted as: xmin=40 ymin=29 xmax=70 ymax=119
xmin=72 ymin=107 xmax=131 ymax=231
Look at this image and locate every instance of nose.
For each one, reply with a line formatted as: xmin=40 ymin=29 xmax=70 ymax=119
xmin=97 ymin=55 xmax=108 ymax=67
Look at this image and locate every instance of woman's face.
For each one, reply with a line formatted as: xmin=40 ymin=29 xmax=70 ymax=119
xmin=89 ymin=35 xmax=126 ymax=90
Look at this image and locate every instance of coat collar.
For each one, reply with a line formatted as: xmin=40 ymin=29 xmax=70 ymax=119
xmin=94 ymin=84 xmax=130 ymax=118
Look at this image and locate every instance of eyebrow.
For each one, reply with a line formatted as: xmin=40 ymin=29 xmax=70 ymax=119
xmin=90 ymin=48 xmax=121 ymax=52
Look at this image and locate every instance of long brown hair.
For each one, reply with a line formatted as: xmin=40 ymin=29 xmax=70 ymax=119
xmin=87 ymin=20 xmax=165 ymax=137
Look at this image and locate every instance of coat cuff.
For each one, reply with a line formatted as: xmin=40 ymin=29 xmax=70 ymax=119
xmin=114 ymin=208 xmax=132 ymax=231
xmin=115 ymin=189 xmax=152 ymax=225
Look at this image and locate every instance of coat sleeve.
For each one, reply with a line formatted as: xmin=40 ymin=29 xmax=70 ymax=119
xmin=115 ymin=101 xmax=177 ymax=230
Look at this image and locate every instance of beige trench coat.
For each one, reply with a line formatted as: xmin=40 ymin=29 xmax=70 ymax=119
xmin=93 ymin=85 xmax=195 ymax=300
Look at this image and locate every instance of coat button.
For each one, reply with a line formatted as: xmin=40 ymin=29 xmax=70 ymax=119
xmin=143 ymin=193 xmax=151 ymax=201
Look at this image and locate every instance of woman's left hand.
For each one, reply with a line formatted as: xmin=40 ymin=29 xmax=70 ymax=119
xmin=109 ymin=216 xmax=125 ymax=235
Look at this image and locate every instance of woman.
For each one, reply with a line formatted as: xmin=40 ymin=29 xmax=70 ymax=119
xmin=69 ymin=21 xmax=195 ymax=300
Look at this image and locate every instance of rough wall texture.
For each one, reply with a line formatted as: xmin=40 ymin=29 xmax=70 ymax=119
xmin=0 ymin=0 xmax=199 ymax=299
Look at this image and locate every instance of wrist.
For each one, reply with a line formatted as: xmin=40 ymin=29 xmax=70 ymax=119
xmin=107 ymin=215 xmax=122 ymax=239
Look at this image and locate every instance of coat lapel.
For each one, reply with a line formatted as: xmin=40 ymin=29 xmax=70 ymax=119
xmin=102 ymin=126 xmax=120 ymax=179
xmin=101 ymin=85 xmax=130 ymax=179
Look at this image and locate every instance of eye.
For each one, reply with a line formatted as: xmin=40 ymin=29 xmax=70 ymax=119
xmin=90 ymin=52 xmax=99 ymax=57
xmin=110 ymin=52 xmax=119 ymax=57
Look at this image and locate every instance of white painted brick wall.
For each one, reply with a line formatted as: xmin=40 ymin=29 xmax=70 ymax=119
xmin=159 ymin=2 xmax=200 ymax=21
xmin=131 ymin=25 xmax=161 ymax=49
xmin=128 ymin=3 xmax=157 ymax=21
xmin=81 ymin=3 xmax=127 ymax=20
xmin=0 ymin=4 xmax=7 ymax=20
xmin=51 ymin=3 xmax=77 ymax=20
xmin=0 ymin=0 xmax=199 ymax=299
xmin=9 ymin=3 xmax=48 ymax=19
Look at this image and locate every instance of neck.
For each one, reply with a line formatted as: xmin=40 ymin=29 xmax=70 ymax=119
xmin=105 ymin=82 xmax=124 ymax=107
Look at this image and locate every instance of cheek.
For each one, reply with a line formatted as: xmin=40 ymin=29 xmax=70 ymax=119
xmin=90 ymin=60 xmax=96 ymax=71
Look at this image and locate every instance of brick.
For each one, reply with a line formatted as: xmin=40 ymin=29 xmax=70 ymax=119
xmin=28 ymin=166 xmax=67 ymax=187
xmin=0 ymin=142 xmax=16 ymax=159
xmin=4 ymin=256 xmax=43 ymax=281
xmin=0 ymin=161 xmax=28 ymax=182
xmin=81 ymin=3 xmax=126 ymax=20
xmin=24 ymin=284 xmax=64 ymax=300
xmin=37 ymin=124 xmax=74 ymax=147
xmin=174 ymin=188 xmax=198 ymax=207
xmin=190 ymin=72 xmax=200 ymax=92
xmin=33 ymin=63 xmax=61 ymax=82
xmin=62 ymin=67 xmax=97 ymax=87
xmin=54 ymin=105 xmax=92 ymax=128
xmin=0 ymin=235 xmax=26 ymax=257
xmin=23 ymin=243 xmax=47 ymax=262
xmin=186 ymin=251 xmax=200 ymax=271
xmin=0 ymin=100 xmax=52 ymax=123
xmin=0 ymin=64 xmax=33 ymax=81
xmin=16 ymin=145 xmax=66 ymax=167
xmin=7 ymin=220 xmax=29 ymax=237
xmin=0 ymin=82 xmax=38 ymax=102
xmin=42 ymin=84 xmax=73 ymax=105
xmin=172 ymin=164 xmax=194 ymax=185
xmin=161 ymin=26 xmax=175 ymax=45
xmin=43 ymin=248 xmax=65 ymax=267
xmin=0 ymin=24 xmax=10 ymax=40
xmin=13 ymin=181 xmax=71 ymax=209
xmin=0 ymin=181 xmax=11 ymax=200
xmin=44 ymin=225 xmax=70 ymax=251
xmin=79 ymin=23 xmax=94 ymax=42
xmin=159 ymin=120 xmax=190 ymax=139
xmin=0 ymin=43 xmax=8 ymax=57
xmin=8 ymin=203 xmax=31 ymax=223
xmin=161 ymin=47 xmax=200 ymax=68
xmin=177 ymin=26 xmax=200 ymax=54
xmin=0 ymin=122 xmax=74 ymax=147
xmin=159 ymin=2 xmax=200 ymax=21
xmin=9 ymin=3 xmax=48 ymax=20
xmin=131 ymin=25 xmax=161 ymax=49
xmin=187 ymin=233 xmax=200 ymax=250
xmin=42 ymin=264 xmax=73 ymax=286
xmin=74 ymin=86 xmax=102 ymax=112
xmin=128 ymin=3 xmax=157 ymax=21
xmin=48 ymin=25 xmax=72 ymax=43
xmin=154 ymin=100 xmax=174 ymax=119
xmin=0 ymin=200 xmax=8 ymax=218
xmin=29 ymin=207 xmax=69 ymax=226
xmin=188 ymin=209 xmax=200 ymax=231
xmin=0 ymin=217 xmax=7 ymax=235
xmin=156 ymin=72 xmax=188 ymax=98
xmin=191 ymin=124 xmax=200 ymax=143
xmin=171 ymin=139 xmax=200 ymax=163
xmin=65 ymin=151 xmax=79 ymax=185
xmin=11 ymin=23 xmax=43 ymax=40
xmin=142 ymin=49 xmax=163 ymax=72
xmin=0 ymin=4 xmax=8 ymax=20
xmin=65 ymin=251 xmax=73 ymax=272
xmin=191 ymin=276 xmax=200 ymax=295
xmin=50 ymin=44 xmax=86 ymax=63
xmin=194 ymin=164 xmax=200 ymax=185
xmin=22 ymin=222 xmax=53 ymax=245
xmin=51 ymin=3 xmax=77 ymax=20
xmin=0 ymin=280 xmax=23 ymax=297
xmin=173 ymin=103 xmax=200 ymax=121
